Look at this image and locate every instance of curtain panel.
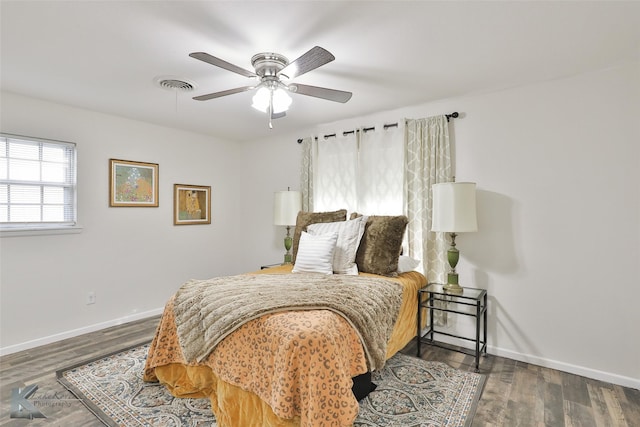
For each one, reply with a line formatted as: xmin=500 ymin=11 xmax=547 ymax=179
xmin=314 ymin=132 xmax=359 ymax=213
xmin=311 ymin=127 xmax=404 ymax=216
xmin=404 ymin=115 xmax=452 ymax=282
xmin=299 ymin=137 xmax=314 ymax=212
xmin=357 ymin=126 xmax=404 ymax=215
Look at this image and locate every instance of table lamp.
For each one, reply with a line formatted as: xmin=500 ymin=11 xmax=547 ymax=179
xmin=274 ymin=189 xmax=302 ymax=264
xmin=431 ymin=182 xmax=478 ymax=293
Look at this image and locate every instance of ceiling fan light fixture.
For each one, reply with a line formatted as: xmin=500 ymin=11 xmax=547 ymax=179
xmin=251 ymin=87 xmax=270 ymax=112
xmin=251 ymin=86 xmax=292 ymax=114
xmin=272 ymin=87 xmax=292 ymax=113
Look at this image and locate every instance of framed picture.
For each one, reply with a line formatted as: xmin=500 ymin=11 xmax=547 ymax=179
xmin=109 ymin=159 xmax=159 ymax=207
xmin=174 ymin=184 xmax=211 ymax=225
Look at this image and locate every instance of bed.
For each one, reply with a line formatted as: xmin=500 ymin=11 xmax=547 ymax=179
xmin=143 ymin=212 xmax=426 ymax=427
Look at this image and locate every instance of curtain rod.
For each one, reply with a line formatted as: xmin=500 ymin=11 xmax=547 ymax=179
xmin=296 ymin=112 xmax=459 ymax=143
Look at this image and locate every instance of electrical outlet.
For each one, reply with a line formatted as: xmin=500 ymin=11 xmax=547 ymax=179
xmin=86 ymin=291 xmax=96 ymax=305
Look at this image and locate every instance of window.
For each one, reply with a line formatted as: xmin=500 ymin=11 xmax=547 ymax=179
xmin=0 ymin=133 xmax=77 ymax=231
xmin=314 ymin=125 xmax=404 ymax=216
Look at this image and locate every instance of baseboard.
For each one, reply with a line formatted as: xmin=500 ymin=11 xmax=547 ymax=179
xmin=488 ymin=345 xmax=640 ymax=390
xmin=0 ymin=307 xmax=164 ymax=357
xmin=429 ymin=334 xmax=640 ymax=390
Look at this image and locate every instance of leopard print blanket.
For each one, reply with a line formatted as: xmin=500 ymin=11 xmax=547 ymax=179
xmin=173 ymin=273 xmax=403 ymax=370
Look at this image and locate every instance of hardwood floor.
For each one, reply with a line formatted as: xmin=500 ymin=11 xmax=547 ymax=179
xmin=0 ymin=317 xmax=160 ymax=426
xmin=400 ymin=341 xmax=640 ymax=427
xmin=1 ymin=316 xmax=638 ymax=426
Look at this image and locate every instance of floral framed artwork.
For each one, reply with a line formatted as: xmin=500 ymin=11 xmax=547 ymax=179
xmin=174 ymin=184 xmax=211 ymax=225
xmin=109 ymin=159 xmax=159 ymax=207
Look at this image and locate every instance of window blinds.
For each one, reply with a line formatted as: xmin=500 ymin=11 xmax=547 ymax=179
xmin=0 ymin=134 xmax=77 ymax=227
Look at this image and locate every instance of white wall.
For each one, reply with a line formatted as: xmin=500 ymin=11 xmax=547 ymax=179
xmin=0 ymin=92 xmax=246 ymax=352
xmin=239 ymin=61 xmax=640 ymax=388
xmin=234 ymin=135 xmax=306 ymax=271
xmin=454 ymin=62 xmax=639 ymax=389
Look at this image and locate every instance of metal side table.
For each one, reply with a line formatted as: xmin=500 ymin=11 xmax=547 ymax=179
xmin=417 ymin=283 xmax=487 ymax=372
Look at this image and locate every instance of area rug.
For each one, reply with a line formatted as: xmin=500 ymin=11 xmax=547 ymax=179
xmin=57 ymin=343 xmax=485 ymax=427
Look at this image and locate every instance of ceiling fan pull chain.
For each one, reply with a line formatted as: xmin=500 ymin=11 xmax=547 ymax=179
xmin=269 ymin=90 xmax=274 ymax=129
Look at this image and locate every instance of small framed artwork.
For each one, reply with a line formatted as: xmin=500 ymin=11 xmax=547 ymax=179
xmin=109 ymin=159 xmax=159 ymax=207
xmin=174 ymin=184 xmax=211 ymax=225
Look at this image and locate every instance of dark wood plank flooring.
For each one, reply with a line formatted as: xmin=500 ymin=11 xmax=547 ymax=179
xmin=400 ymin=340 xmax=640 ymax=427
xmin=1 ymin=316 xmax=638 ymax=426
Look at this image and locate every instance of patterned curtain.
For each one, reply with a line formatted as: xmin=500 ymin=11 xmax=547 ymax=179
xmin=299 ymin=137 xmax=314 ymax=212
xmin=404 ymin=116 xmax=452 ymax=282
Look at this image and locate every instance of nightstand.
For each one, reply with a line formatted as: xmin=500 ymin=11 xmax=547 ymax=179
xmin=417 ymin=283 xmax=487 ymax=372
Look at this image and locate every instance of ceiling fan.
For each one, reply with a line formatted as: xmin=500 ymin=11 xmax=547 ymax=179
xmin=189 ymin=46 xmax=352 ymax=128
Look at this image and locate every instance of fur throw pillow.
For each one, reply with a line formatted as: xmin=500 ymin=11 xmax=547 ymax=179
xmin=352 ymin=214 xmax=408 ymax=276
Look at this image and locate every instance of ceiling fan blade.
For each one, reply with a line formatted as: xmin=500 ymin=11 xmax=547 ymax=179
xmin=189 ymin=52 xmax=257 ymax=78
xmin=278 ymin=46 xmax=335 ymax=79
xmin=288 ymin=83 xmax=352 ymax=103
xmin=193 ymin=86 xmax=254 ymax=101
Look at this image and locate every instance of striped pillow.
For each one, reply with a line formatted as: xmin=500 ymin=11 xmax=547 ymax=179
xmin=307 ymin=216 xmax=367 ymax=275
xmin=292 ymin=231 xmax=339 ymax=275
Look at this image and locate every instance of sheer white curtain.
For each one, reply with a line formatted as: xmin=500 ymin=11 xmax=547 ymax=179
xmin=312 ymin=126 xmax=404 ymax=216
xmin=314 ymin=132 xmax=359 ymax=212
xmin=357 ymin=126 xmax=404 ymax=215
xmin=404 ymin=115 xmax=452 ymax=281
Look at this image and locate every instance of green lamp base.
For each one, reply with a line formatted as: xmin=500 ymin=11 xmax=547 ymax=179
xmin=282 ymin=227 xmax=293 ymax=265
xmin=444 ymin=233 xmax=463 ymax=294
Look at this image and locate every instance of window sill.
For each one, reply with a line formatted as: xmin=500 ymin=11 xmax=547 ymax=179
xmin=0 ymin=226 xmax=83 ymax=238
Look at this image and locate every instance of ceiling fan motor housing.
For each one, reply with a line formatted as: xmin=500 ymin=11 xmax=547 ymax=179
xmin=251 ymin=53 xmax=289 ymax=79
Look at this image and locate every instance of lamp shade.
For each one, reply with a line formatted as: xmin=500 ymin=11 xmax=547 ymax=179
xmin=274 ymin=190 xmax=302 ymax=226
xmin=431 ymin=182 xmax=478 ymax=232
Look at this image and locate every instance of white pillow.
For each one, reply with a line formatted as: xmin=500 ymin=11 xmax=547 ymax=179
xmin=307 ymin=216 xmax=367 ymax=275
xmin=292 ymin=231 xmax=338 ymax=275
xmin=397 ymin=255 xmax=420 ymax=273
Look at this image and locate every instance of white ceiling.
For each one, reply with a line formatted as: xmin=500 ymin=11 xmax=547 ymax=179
xmin=2 ymin=1 xmax=639 ymax=142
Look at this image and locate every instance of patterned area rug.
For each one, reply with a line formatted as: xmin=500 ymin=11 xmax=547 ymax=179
xmin=57 ymin=343 xmax=484 ymax=427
